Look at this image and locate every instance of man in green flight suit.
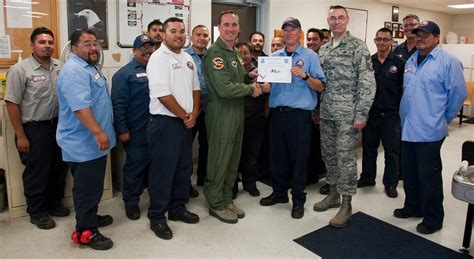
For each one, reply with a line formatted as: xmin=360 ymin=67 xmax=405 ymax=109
xmin=202 ymin=10 xmax=261 ymax=224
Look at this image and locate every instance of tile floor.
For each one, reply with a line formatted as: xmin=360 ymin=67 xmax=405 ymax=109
xmin=0 ymin=121 xmax=473 ymax=258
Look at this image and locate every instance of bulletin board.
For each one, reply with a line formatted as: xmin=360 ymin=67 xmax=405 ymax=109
xmin=0 ymin=0 xmax=59 ymax=68
xmin=346 ymin=7 xmax=368 ymax=42
xmin=117 ymin=0 xmax=191 ymax=48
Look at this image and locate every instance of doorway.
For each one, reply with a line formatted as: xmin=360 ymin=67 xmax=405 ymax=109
xmin=211 ymin=3 xmax=257 ymax=44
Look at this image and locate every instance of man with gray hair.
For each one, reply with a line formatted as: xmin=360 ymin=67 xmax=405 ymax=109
xmin=313 ymin=5 xmax=376 ymax=228
xmin=393 ymin=14 xmax=419 ymax=61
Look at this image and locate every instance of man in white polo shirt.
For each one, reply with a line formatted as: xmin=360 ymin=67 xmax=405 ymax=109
xmin=146 ymin=17 xmax=201 ymax=240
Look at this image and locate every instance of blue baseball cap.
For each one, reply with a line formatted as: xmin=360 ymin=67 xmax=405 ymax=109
xmin=133 ymin=34 xmax=155 ymax=49
xmin=412 ymin=20 xmax=440 ymax=35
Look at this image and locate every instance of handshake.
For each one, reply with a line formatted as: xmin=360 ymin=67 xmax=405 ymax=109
xmin=251 ymin=83 xmax=263 ymax=97
xmin=251 ymin=82 xmax=271 ymax=97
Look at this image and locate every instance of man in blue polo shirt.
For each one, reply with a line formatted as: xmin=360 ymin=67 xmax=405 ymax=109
xmin=112 ymin=34 xmax=155 ymax=220
xmin=57 ymin=29 xmax=116 ymax=250
xmin=259 ymin=17 xmax=325 ymax=219
xmin=394 ymin=21 xmax=467 ymax=235
xmin=185 ymin=25 xmax=210 ymax=195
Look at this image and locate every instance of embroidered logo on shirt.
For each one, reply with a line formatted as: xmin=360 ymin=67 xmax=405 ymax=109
xmin=212 ymin=57 xmax=224 ymax=70
xmin=230 ymin=58 xmax=238 ymax=68
xmin=389 ymin=66 xmax=398 ymax=74
xmin=136 ymin=73 xmax=147 ymax=78
xmin=187 ymin=61 xmax=194 ymax=70
xmin=172 ymin=63 xmax=182 ymax=69
xmin=32 ymin=75 xmax=46 ymax=82
xmin=296 ymin=60 xmax=304 ymax=68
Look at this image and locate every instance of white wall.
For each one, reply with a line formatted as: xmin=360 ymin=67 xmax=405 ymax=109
xmin=452 ymin=14 xmax=474 ymax=43
xmin=58 ymin=0 xmax=212 ymax=81
xmin=260 ymin=0 xmax=452 ymax=54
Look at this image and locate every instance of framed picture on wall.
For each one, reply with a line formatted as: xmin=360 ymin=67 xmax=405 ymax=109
xmin=392 ymin=23 xmax=400 ymax=32
xmin=67 ymin=0 xmax=108 ymax=49
xmin=384 ymin=22 xmax=392 ymax=30
xmin=395 ymin=31 xmax=405 ymax=39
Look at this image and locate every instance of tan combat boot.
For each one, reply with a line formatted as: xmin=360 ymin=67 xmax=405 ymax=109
xmin=313 ymin=184 xmax=341 ymax=211
xmin=329 ymin=195 xmax=352 ymax=228
xmin=209 ymin=208 xmax=238 ymax=224
xmin=227 ymin=203 xmax=245 ymax=218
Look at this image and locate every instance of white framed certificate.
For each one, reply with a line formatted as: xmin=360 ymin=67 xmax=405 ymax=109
xmin=257 ymin=56 xmax=292 ymax=83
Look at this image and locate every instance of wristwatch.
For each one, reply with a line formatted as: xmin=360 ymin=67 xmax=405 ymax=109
xmin=303 ymin=73 xmax=310 ymax=81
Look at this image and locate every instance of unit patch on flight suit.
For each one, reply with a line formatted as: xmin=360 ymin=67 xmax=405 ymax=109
xmin=212 ymin=57 xmax=224 ymax=70
xmin=230 ymin=58 xmax=238 ymax=68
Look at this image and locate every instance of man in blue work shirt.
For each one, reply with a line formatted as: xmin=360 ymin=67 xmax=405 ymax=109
xmin=394 ymin=21 xmax=467 ymax=235
xmin=112 ymin=34 xmax=155 ymax=220
xmin=57 ymin=29 xmax=116 ymax=250
xmin=259 ymin=17 xmax=326 ymax=219
xmin=185 ymin=25 xmax=210 ymax=195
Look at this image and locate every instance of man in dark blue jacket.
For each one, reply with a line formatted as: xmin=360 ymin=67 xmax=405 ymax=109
xmin=112 ymin=34 xmax=156 ymax=220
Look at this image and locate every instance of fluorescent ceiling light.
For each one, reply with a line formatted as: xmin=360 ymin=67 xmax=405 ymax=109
xmin=448 ymin=4 xmax=474 ymax=9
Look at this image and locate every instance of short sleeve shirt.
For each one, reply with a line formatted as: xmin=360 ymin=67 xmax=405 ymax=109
xmin=147 ymin=43 xmax=200 ymax=116
xmin=56 ymin=53 xmax=116 ymax=162
xmin=5 ymin=55 xmax=60 ymax=123
xmin=269 ymin=44 xmax=326 ymax=110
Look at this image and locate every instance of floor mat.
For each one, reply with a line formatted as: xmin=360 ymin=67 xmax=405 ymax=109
xmin=294 ymin=212 xmax=472 ymax=259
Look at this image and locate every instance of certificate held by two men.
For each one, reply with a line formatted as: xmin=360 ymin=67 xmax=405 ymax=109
xmin=257 ymin=56 xmax=292 ymax=84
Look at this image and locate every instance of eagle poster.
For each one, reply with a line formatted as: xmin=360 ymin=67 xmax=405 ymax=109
xmin=67 ymin=0 xmax=108 ymax=49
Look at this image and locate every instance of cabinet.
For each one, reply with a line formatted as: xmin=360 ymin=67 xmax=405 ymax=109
xmin=1 ymin=102 xmax=113 ymax=219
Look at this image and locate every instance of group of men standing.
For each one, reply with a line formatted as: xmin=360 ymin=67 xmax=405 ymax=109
xmin=4 ymin=3 xmax=468 ymax=251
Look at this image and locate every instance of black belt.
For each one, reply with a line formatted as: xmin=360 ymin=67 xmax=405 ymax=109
xmin=150 ymin=114 xmax=181 ymax=121
xmin=23 ymin=118 xmax=58 ymax=127
xmin=272 ymin=106 xmax=299 ymax=112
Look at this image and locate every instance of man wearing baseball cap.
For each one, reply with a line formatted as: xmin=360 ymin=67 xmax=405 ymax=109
xmin=394 ymin=20 xmax=467 ymax=234
xmin=260 ymin=16 xmax=326 ymax=220
xmin=112 ymin=34 xmax=156 ymax=220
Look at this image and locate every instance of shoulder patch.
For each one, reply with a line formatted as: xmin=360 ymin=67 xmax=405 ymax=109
xmin=212 ymin=57 xmax=224 ymax=70
xmin=187 ymin=61 xmax=194 ymax=70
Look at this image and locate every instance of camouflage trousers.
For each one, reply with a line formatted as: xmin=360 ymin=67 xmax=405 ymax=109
xmin=320 ymin=119 xmax=358 ymax=196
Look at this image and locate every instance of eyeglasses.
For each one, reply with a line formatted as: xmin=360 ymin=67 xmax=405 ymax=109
xmin=401 ymin=22 xmax=418 ymax=28
xmin=374 ymin=37 xmax=392 ymax=43
xmin=283 ymin=27 xmax=298 ymax=33
xmin=139 ymin=44 xmax=156 ymax=51
xmin=328 ymin=16 xmax=347 ymax=23
xmin=415 ymin=33 xmax=433 ymax=40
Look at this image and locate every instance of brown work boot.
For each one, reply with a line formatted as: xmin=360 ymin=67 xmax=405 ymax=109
xmin=313 ymin=184 xmax=341 ymax=211
xmin=329 ymin=195 xmax=352 ymax=228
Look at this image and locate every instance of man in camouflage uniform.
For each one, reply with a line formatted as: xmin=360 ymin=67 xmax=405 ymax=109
xmin=202 ymin=10 xmax=261 ymax=224
xmin=313 ymin=5 xmax=376 ymax=228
